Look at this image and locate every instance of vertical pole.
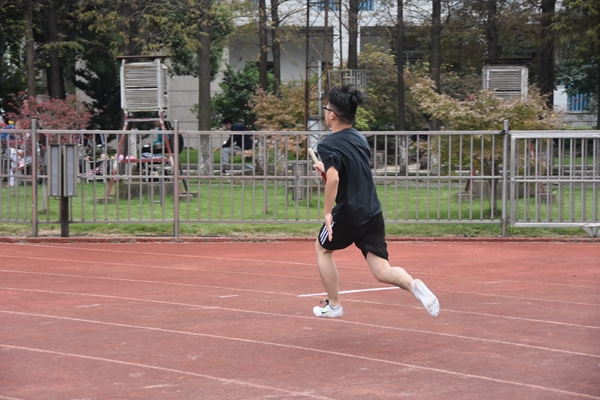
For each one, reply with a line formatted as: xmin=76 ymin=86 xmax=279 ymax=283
xmin=323 ymin=0 xmax=329 ymax=98
xmin=304 ymin=0 xmax=310 ymax=130
xmin=31 ymin=119 xmax=38 ymax=236
xmin=60 ymin=195 xmax=69 ymax=237
xmin=501 ymin=119 xmax=509 ymax=237
xmin=173 ymin=120 xmax=180 ymax=238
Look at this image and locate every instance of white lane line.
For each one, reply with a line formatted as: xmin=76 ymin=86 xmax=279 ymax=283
xmin=1 ymin=246 xmax=598 ymax=291
xmin=298 ymin=287 xmax=399 ymax=297
xmin=4 ymin=267 xmax=598 ymax=310
xmin=0 ymin=270 xmax=292 ymax=297
xmin=1 ymin=243 xmax=316 ymax=266
xmin=2 ymin=293 xmax=600 ymax=358
xmin=3 ymin=257 xmax=598 ymax=310
xmin=0 ymin=344 xmax=334 ymax=400
xmin=3 ymin=267 xmax=600 ymax=313
xmin=0 ymin=395 xmax=25 ymax=400
xmin=0 ymin=255 xmax=321 ymax=284
xmin=1 ymin=314 xmax=599 ymax=399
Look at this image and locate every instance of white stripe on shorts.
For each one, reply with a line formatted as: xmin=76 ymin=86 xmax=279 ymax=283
xmin=319 ymin=221 xmax=335 ymax=245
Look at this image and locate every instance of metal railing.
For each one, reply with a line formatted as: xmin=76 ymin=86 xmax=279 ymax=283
xmin=510 ymin=131 xmax=600 ymax=237
xmin=2 ymin=123 xmax=599 ymax=238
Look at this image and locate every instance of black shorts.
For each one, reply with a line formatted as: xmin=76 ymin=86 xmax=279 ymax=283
xmin=317 ymin=212 xmax=389 ymax=260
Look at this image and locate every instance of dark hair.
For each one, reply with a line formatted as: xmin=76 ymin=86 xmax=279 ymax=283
xmin=221 ymin=117 xmax=233 ymax=125
xmin=327 ymin=85 xmax=365 ymax=124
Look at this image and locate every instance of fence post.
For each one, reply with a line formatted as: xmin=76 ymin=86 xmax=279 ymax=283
xmin=173 ymin=120 xmax=180 ymax=238
xmin=31 ymin=119 xmax=38 ymax=237
xmin=501 ymin=120 xmax=509 ymax=237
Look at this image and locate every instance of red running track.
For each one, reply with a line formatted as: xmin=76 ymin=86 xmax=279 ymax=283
xmin=0 ymin=240 xmax=599 ymax=399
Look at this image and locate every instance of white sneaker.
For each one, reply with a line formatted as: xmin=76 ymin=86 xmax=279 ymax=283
xmin=412 ymin=279 xmax=439 ymax=317
xmin=313 ymin=299 xmax=343 ymax=318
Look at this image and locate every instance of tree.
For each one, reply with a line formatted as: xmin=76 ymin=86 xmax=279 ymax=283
xmin=74 ymin=33 xmax=121 ymax=130
xmin=487 ymin=0 xmax=499 ymax=59
xmin=24 ymin=0 xmax=35 ymax=98
xmin=250 ymin=81 xmax=308 ymax=175
xmin=0 ymin=1 xmax=26 ymax=114
xmin=46 ymin=1 xmax=65 ymax=99
xmin=258 ymin=0 xmax=269 ymax=91
xmin=270 ymin=0 xmax=282 ymax=95
xmin=539 ymin=0 xmax=556 ymax=106
xmin=410 ymin=75 xmax=562 ymax=216
xmin=553 ymin=0 xmax=600 ymax=128
xmin=348 ymin=0 xmax=359 ymax=69
xmin=6 ymin=93 xmax=94 ymax=131
xmin=209 ymin=63 xmax=273 ymax=129
xmin=395 ymin=0 xmax=406 ymax=131
xmin=430 ymin=0 xmax=442 ymax=130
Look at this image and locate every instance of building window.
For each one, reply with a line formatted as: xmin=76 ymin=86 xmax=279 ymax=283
xmin=568 ymin=93 xmax=592 ymax=112
xmin=359 ymin=0 xmax=374 ymax=11
xmin=316 ymin=0 xmax=378 ymax=11
xmin=317 ymin=0 xmax=340 ymax=11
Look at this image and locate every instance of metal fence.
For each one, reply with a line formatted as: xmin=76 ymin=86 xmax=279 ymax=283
xmin=510 ymin=131 xmax=600 ymax=238
xmin=1 ymin=124 xmax=599 ymax=237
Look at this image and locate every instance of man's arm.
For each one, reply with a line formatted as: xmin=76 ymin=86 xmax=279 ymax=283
xmin=323 ymin=165 xmax=339 ymax=241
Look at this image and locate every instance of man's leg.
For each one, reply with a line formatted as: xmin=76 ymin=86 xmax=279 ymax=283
xmin=365 ymin=252 xmax=413 ymax=291
xmin=315 ymin=240 xmax=341 ymax=307
xmin=221 ymin=146 xmax=233 ymax=166
xmin=366 ymin=252 xmax=439 ymax=316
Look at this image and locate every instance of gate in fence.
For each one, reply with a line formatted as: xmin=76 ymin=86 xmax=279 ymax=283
xmin=1 ymin=123 xmax=598 ymax=238
xmin=510 ymin=131 xmax=600 ymax=238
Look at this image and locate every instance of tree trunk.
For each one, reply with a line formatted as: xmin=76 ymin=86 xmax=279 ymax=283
xmin=197 ymin=5 xmax=212 ymax=176
xmin=539 ymin=0 xmax=556 ymax=108
xmin=431 ymin=0 xmax=442 ymax=130
xmin=24 ymin=0 xmax=36 ymax=99
xmin=487 ymin=0 xmax=499 ymax=59
xmin=396 ymin=0 xmax=407 ymax=173
xmin=47 ymin=2 xmax=65 ymax=99
xmin=121 ymin=2 xmax=138 ymax=55
xmin=347 ymin=0 xmax=359 ymax=69
xmin=396 ymin=0 xmax=405 ymax=132
xmin=271 ymin=0 xmax=281 ymax=95
xmin=258 ymin=0 xmax=269 ymax=91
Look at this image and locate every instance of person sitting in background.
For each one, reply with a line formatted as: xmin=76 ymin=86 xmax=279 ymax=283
xmin=213 ymin=117 xmax=252 ymax=175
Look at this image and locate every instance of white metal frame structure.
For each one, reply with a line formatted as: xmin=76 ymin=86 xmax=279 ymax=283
xmin=482 ymin=64 xmax=529 ymax=101
xmin=119 ymin=55 xmax=169 ymax=130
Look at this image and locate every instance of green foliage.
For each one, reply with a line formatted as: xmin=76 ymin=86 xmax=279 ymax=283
xmin=80 ymin=0 xmax=234 ymax=80
xmin=74 ymin=33 xmax=121 ymax=129
xmin=409 ymin=74 xmax=563 ymax=184
xmin=356 ymin=46 xmax=484 ymax=131
xmin=354 ymin=108 xmax=376 ymax=131
xmin=207 ymin=63 xmax=273 ymax=129
xmin=408 ymin=73 xmax=563 ymax=132
xmin=0 ymin=45 xmax=25 ymax=118
xmin=358 ymin=45 xmax=401 ymax=130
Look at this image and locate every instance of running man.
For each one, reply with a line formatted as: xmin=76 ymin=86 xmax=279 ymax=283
xmin=312 ymin=85 xmax=439 ymax=318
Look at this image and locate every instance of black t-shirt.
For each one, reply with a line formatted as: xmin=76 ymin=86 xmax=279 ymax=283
xmin=317 ymin=128 xmax=382 ymax=225
xmin=224 ymin=124 xmax=253 ymax=150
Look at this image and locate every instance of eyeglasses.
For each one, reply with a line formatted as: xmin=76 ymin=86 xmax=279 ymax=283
xmin=322 ymin=106 xmax=338 ymax=117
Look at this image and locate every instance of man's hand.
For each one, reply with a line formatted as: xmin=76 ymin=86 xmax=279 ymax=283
xmin=324 ymin=212 xmax=334 ymax=242
xmin=314 ymin=161 xmax=325 ymax=174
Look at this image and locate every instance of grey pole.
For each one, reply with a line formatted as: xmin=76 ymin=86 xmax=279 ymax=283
xmin=173 ymin=120 xmax=180 ymax=238
xmin=501 ymin=120 xmax=509 ymax=237
xmin=31 ymin=119 xmax=38 ymax=237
